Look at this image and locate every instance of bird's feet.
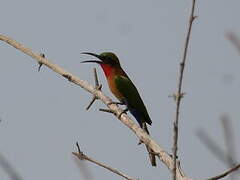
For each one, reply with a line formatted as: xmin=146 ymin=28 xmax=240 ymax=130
xmin=117 ymin=108 xmax=129 ymax=119
xmin=107 ymin=101 xmax=125 ymax=106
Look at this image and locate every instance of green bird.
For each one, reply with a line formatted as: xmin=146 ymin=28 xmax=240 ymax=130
xmin=82 ymin=52 xmax=156 ymax=166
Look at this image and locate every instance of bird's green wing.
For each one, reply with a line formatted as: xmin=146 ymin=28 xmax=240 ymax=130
xmin=115 ymin=75 xmax=152 ymax=125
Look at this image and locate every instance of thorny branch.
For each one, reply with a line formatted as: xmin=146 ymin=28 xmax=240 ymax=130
xmin=73 ymin=142 xmax=138 ymax=180
xmin=1 ymin=31 xmax=240 ymax=179
xmin=0 ymin=34 xmax=194 ymax=180
xmin=172 ymin=0 xmax=197 ymax=180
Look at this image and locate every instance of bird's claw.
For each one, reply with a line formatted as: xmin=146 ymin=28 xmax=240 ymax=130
xmin=117 ymin=108 xmax=128 ymax=119
xmin=107 ymin=101 xmax=124 ymax=106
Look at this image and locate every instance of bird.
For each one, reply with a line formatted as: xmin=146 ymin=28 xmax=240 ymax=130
xmin=81 ymin=52 xmax=156 ymax=166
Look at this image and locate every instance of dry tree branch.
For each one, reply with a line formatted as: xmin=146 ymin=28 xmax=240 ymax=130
xmin=0 ymin=34 xmax=194 ymax=180
xmin=73 ymin=142 xmax=138 ymax=180
xmin=172 ymin=0 xmax=197 ymax=180
xmin=206 ymin=164 xmax=240 ymax=180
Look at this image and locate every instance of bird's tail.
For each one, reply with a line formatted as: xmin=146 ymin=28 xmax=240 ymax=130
xmin=142 ymin=123 xmax=157 ymax=166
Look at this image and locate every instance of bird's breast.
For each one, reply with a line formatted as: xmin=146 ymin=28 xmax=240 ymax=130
xmin=107 ymin=75 xmax=124 ymax=101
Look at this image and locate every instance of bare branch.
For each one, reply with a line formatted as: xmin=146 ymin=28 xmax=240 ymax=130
xmin=73 ymin=143 xmax=138 ymax=180
xmin=206 ymin=164 xmax=240 ymax=180
xmin=172 ymin=0 xmax=197 ymax=180
xmin=0 ymin=34 xmax=194 ymax=180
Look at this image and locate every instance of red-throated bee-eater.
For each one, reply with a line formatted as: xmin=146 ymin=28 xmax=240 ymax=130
xmin=81 ymin=52 xmax=156 ymax=166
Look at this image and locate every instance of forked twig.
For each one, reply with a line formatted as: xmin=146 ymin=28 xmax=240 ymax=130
xmin=73 ymin=142 xmax=138 ymax=180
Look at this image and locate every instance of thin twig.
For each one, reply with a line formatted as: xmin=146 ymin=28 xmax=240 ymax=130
xmin=73 ymin=143 xmax=138 ymax=180
xmin=0 ymin=34 xmax=195 ymax=180
xmin=206 ymin=164 xmax=240 ymax=180
xmin=86 ymin=68 xmax=102 ymax=110
xmin=99 ymin=108 xmax=115 ymax=114
xmin=172 ymin=1 xmax=197 ymax=180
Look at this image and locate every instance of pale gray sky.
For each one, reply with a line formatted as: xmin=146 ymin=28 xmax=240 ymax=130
xmin=0 ymin=0 xmax=240 ymax=180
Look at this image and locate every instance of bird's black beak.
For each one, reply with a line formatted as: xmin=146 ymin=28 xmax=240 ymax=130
xmin=81 ymin=52 xmax=103 ymax=64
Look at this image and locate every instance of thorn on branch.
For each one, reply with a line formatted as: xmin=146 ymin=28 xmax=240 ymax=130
xmin=62 ymin=74 xmax=72 ymax=81
xmin=85 ymin=68 xmax=102 ymax=110
xmin=75 ymin=142 xmax=85 ymax=160
xmin=169 ymin=92 xmax=186 ymax=101
xmin=193 ymin=15 xmax=198 ymax=20
xmin=190 ymin=15 xmax=198 ymax=23
xmin=99 ymin=108 xmax=115 ymax=114
xmin=38 ymin=53 xmax=45 ymax=72
xmin=86 ymin=84 xmax=102 ymax=110
xmin=169 ymin=153 xmax=178 ymax=159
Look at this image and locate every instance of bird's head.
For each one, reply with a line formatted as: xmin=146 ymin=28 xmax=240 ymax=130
xmin=81 ymin=52 xmax=120 ymax=67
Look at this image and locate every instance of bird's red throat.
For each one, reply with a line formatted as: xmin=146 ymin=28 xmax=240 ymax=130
xmin=100 ymin=64 xmax=113 ymax=77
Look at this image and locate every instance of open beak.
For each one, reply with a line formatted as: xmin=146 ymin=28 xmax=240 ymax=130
xmin=81 ymin=52 xmax=103 ymax=64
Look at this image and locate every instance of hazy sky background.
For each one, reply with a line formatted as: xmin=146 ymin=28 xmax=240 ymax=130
xmin=1 ymin=0 xmax=240 ymax=180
